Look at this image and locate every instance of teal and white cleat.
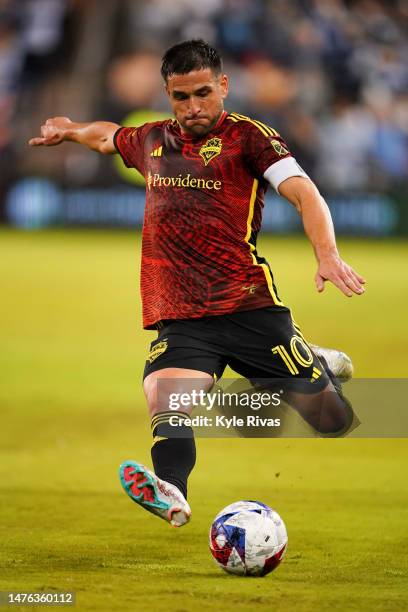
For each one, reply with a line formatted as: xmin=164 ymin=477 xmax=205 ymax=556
xmin=310 ymin=344 xmax=353 ymax=383
xmin=119 ymin=460 xmax=191 ymax=528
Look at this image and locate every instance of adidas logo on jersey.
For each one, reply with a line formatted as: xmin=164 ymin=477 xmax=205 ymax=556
xmin=151 ymin=146 xmax=163 ymax=157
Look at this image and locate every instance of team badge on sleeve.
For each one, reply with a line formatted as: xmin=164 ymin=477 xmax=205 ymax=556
xmin=199 ymin=138 xmax=222 ymax=165
xmin=270 ymin=139 xmax=289 ymax=157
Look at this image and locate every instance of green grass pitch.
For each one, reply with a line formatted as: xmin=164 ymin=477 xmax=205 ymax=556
xmin=1 ymin=229 xmax=407 ymax=611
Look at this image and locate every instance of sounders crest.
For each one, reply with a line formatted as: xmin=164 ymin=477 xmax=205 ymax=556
xmin=199 ymin=138 xmax=222 ymax=166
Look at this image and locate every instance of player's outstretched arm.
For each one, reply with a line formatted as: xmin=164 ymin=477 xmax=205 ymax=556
xmin=28 ymin=117 xmax=120 ymax=154
xmin=278 ymin=176 xmax=366 ymax=297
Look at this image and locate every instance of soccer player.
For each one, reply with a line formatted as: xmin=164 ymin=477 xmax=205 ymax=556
xmin=29 ymin=40 xmax=365 ymax=528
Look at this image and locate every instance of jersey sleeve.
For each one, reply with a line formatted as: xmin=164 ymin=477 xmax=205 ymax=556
xmin=243 ymin=123 xmax=309 ymax=192
xmin=113 ymin=124 xmax=150 ymax=175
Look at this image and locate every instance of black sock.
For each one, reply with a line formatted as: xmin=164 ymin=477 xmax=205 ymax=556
xmin=151 ymin=411 xmax=196 ymax=499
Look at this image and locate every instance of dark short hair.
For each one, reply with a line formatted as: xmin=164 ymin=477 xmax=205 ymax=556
xmin=161 ymin=39 xmax=223 ymax=81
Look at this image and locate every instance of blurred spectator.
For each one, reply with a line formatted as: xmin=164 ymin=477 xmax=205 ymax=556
xmin=22 ymin=0 xmax=68 ymax=57
xmin=316 ymin=95 xmax=377 ymax=191
xmin=0 ymin=16 xmax=24 ymax=102
xmin=364 ymin=85 xmax=408 ymax=185
xmin=245 ymin=59 xmax=299 ymax=111
xmin=1 ymin=0 xmax=407 ymax=195
xmin=106 ymin=51 xmax=164 ymax=120
xmin=0 ymin=0 xmax=71 ymax=155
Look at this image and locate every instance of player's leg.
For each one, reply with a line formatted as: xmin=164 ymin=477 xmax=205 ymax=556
xmin=281 ymin=335 xmax=355 ymax=434
xmin=290 ymin=318 xmax=354 ymax=383
xmin=309 ymin=344 xmax=353 ymax=382
xmin=144 ymin=366 xmax=214 ymax=500
xmin=221 ymin=307 xmax=356 ymax=436
xmin=282 ymin=380 xmax=354 ymax=435
xmin=120 ymin=367 xmax=214 ymax=527
xmin=119 ymin=318 xmax=226 ymax=526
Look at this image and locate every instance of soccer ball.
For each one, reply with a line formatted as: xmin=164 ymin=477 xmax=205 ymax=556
xmin=209 ymin=500 xmax=287 ymax=576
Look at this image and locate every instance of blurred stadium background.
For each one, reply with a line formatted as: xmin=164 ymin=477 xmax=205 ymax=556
xmin=0 ymin=0 xmax=407 ymax=232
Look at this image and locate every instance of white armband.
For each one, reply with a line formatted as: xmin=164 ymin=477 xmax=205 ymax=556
xmin=263 ymin=157 xmax=309 ymax=193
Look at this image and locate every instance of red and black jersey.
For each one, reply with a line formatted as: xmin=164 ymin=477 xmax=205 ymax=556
xmin=114 ymin=111 xmax=294 ymax=330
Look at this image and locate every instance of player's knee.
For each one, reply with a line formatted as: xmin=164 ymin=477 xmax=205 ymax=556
xmin=143 ymin=371 xmax=164 ymax=416
xmin=143 ymin=373 xmax=160 ymax=417
xmin=316 ymin=396 xmax=353 ymax=435
xmin=143 ymin=368 xmax=214 ymax=418
xmin=316 ymin=413 xmax=347 ymax=435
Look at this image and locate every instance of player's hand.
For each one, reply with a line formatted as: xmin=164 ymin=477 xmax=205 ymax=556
xmin=315 ymin=255 xmax=366 ymax=297
xmin=28 ymin=117 xmax=73 ymax=147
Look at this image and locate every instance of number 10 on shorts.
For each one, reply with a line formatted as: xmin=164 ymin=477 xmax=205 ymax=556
xmin=272 ymin=335 xmax=314 ymax=375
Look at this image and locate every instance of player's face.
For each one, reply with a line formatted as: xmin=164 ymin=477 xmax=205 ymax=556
xmin=165 ymin=68 xmax=229 ymax=137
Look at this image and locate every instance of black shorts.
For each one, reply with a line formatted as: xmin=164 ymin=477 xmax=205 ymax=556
xmin=143 ymin=306 xmax=330 ymax=394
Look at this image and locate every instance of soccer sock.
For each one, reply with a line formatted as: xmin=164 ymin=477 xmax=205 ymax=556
xmin=151 ymin=411 xmax=196 ymax=500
